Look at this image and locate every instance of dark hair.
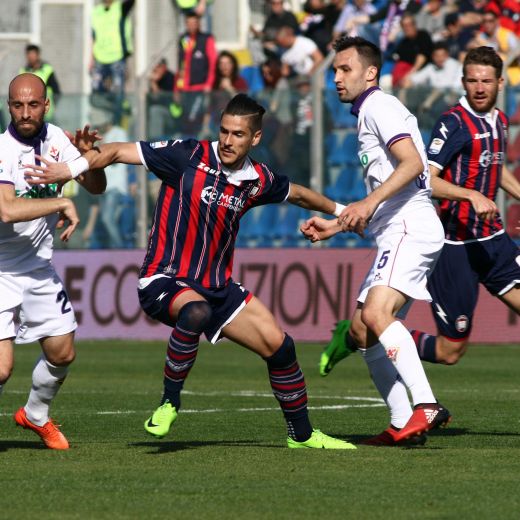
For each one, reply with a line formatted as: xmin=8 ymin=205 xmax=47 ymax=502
xmin=463 ymin=46 xmax=502 ymax=79
xmin=214 ymin=50 xmax=240 ymax=90
xmin=25 ymin=44 xmax=40 ymax=54
xmin=261 ymin=57 xmax=283 ymax=87
xmin=432 ymin=41 xmax=450 ymax=53
xmin=444 ymin=12 xmax=458 ymax=28
xmin=222 ymin=94 xmax=266 ymax=132
xmin=332 ymin=36 xmax=382 ymax=80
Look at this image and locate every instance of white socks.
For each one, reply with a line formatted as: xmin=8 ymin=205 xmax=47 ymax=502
xmin=359 ymin=344 xmax=412 ymax=428
xmin=379 ymin=321 xmax=436 ymax=406
xmin=25 ymin=356 xmax=68 ymax=426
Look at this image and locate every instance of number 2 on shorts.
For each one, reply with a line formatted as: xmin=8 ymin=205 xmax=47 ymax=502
xmin=57 ymin=290 xmax=72 ymax=314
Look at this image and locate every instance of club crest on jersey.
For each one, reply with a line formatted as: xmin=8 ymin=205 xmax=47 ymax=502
xmin=455 ymin=315 xmax=469 ymax=333
xmin=386 ymin=347 xmax=399 ymax=362
xmin=248 ymin=180 xmax=262 ymax=198
xmin=150 ymin=140 xmax=168 ymax=149
xmin=49 ymin=146 xmax=60 ymax=162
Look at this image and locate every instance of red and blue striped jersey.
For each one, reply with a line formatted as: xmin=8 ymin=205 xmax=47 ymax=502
xmin=427 ymin=97 xmax=508 ymax=242
xmin=137 ymin=138 xmax=290 ymax=287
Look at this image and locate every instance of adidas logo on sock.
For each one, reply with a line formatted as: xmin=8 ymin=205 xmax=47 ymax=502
xmin=425 ymin=409 xmax=439 ymax=423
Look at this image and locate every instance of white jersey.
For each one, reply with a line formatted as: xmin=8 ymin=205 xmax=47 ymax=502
xmin=353 ymin=87 xmax=434 ymax=233
xmin=0 ymin=123 xmax=80 ymax=274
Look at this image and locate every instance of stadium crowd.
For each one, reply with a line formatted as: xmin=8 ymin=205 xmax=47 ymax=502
xmin=2 ymin=0 xmax=520 ymax=248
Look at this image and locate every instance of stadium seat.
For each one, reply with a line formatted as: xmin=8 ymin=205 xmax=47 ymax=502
xmin=240 ymin=65 xmax=265 ymax=95
xmin=342 ymin=133 xmax=359 ymax=165
xmin=325 ymin=89 xmax=358 ymax=128
xmin=236 ymin=208 xmax=257 ymax=247
xmin=278 ymin=205 xmax=312 ymax=246
xmin=324 ymin=167 xmax=356 ymax=201
xmin=325 ymin=132 xmax=346 ymax=166
xmin=506 ymin=132 xmax=520 ymax=163
xmin=254 ymin=204 xmax=280 ymax=246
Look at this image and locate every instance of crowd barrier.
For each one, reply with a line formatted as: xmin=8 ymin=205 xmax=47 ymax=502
xmin=53 ymin=249 xmax=519 ymax=344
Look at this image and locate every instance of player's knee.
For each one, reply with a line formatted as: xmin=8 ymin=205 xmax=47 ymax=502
xmin=177 ymin=301 xmax=213 ymax=334
xmin=264 ymin=334 xmax=296 ymax=367
xmin=360 ymin=305 xmax=382 ymax=336
xmin=47 ymin=346 xmax=76 ymax=366
xmin=350 ymin=317 xmax=368 ymax=348
xmin=0 ymin=365 xmax=13 ymax=385
xmin=438 ymin=337 xmax=468 ymax=365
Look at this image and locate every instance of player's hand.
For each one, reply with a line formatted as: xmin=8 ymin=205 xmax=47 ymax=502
xmin=468 ymin=191 xmax=497 ymax=221
xmin=57 ymin=198 xmax=80 ymax=242
xmin=65 ymin=124 xmax=102 ymax=154
xmin=338 ymin=198 xmax=376 ymax=235
xmin=300 ymin=216 xmax=341 ymax=242
xmin=24 ymin=155 xmax=73 ymax=185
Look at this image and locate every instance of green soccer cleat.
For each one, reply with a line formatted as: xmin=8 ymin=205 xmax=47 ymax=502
xmin=319 ymin=319 xmax=355 ymax=377
xmin=144 ymin=401 xmax=178 ymax=438
xmin=287 ymin=430 xmax=357 ymax=449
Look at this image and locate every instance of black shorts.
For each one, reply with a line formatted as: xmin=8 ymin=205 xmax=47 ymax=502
xmin=427 ymin=232 xmax=520 ymax=339
xmin=137 ymin=276 xmax=252 ymax=343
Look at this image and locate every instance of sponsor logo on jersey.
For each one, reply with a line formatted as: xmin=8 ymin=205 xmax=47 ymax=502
xmin=455 ymin=315 xmax=469 ymax=333
xmin=150 ymin=140 xmax=168 ymax=149
xmin=176 ymin=281 xmax=189 ymax=287
xmin=439 ymin=122 xmax=449 ymax=139
xmin=428 ymin=138 xmax=444 ymax=155
xmin=49 ymin=146 xmax=60 ymax=162
xmin=473 ymin=131 xmax=490 ymax=140
xmin=360 ymin=154 xmax=368 ymax=166
xmin=16 ymin=183 xmax=59 ymax=199
xmin=201 ymin=185 xmax=245 ymax=212
xmin=479 ymin=150 xmax=504 ymax=168
xmin=197 ymin=160 xmax=219 ymax=176
xmin=386 ymin=346 xmax=399 ymax=362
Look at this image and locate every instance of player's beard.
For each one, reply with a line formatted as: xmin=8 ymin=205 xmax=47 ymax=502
xmin=467 ymin=88 xmax=499 ymax=114
xmin=13 ymin=118 xmax=44 ymax=139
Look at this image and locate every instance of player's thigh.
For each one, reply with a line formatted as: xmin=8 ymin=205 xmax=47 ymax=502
xmin=0 ymin=338 xmax=15 ymax=383
xmin=428 ymin=244 xmax=479 ymax=339
xmin=16 ymin=267 xmax=77 ymax=345
xmin=498 ymin=285 xmax=520 ymax=314
xmin=222 ymin=296 xmax=285 ymax=357
xmin=40 ymin=331 xmax=76 ymax=366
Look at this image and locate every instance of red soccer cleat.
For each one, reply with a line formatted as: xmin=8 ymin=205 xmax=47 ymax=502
xmin=361 ymin=425 xmax=427 ymax=447
xmin=14 ymin=407 xmax=70 ymax=450
xmin=394 ymin=403 xmax=451 ymax=443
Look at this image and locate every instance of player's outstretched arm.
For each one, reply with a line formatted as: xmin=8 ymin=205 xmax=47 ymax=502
xmin=500 ymin=164 xmax=520 ymax=200
xmin=429 ymin=164 xmax=498 ymax=220
xmin=24 ymin=142 xmax=142 ymax=186
xmin=301 ymin=216 xmax=341 ymax=242
xmin=287 ymin=182 xmax=337 ymax=215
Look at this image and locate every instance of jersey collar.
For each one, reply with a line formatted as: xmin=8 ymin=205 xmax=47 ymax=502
xmin=8 ymin=122 xmax=48 ymax=148
xmin=211 ymin=141 xmax=259 ymax=183
xmin=351 ymin=86 xmax=381 ymax=117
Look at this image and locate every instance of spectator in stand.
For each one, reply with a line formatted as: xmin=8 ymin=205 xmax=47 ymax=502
xmin=342 ymin=0 xmax=422 ymax=54
xmin=90 ymin=0 xmax=135 ymax=125
xmin=256 ymin=57 xmax=292 ymax=169
xmin=19 ymin=44 xmax=61 ymax=123
xmin=147 ymin=58 xmax=176 ymax=140
xmin=415 ymin=0 xmax=451 ymax=42
xmin=332 ymin=0 xmax=377 ymax=41
xmin=276 ymin=25 xmax=324 ymax=77
xmin=201 ymin=51 xmax=249 ymax=138
xmin=487 ymin=0 xmax=520 ymax=37
xmin=175 ymin=10 xmax=217 ymax=137
xmin=442 ymin=12 xmax=473 ymax=61
xmin=391 ymin=14 xmax=433 ymax=89
xmin=401 ymin=41 xmax=463 ymax=126
xmin=300 ymin=0 xmax=345 ymax=56
xmin=251 ymin=0 xmax=299 ymax=59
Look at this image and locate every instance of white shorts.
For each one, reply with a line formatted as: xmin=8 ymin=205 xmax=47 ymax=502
xmin=358 ymin=211 xmax=444 ymax=311
xmin=0 ymin=265 xmax=77 ymax=344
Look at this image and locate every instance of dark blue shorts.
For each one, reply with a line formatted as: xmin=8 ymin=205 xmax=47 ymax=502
xmin=427 ymin=232 xmax=520 ymax=339
xmin=137 ymin=276 xmax=252 ymax=343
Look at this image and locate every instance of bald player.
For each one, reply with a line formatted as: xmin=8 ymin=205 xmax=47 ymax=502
xmin=0 ymin=73 xmax=106 ymax=449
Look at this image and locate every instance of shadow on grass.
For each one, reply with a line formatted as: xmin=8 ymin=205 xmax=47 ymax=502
xmin=129 ymin=439 xmax=284 ymax=454
xmin=0 ymin=440 xmax=46 ymax=451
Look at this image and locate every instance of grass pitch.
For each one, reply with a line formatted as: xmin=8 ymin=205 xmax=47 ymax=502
xmin=0 ymin=340 xmax=518 ymax=519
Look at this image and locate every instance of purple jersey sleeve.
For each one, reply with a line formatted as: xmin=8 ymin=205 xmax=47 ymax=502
xmin=138 ymin=138 xmax=200 ymax=184
xmin=427 ymin=113 xmax=467 ymax=170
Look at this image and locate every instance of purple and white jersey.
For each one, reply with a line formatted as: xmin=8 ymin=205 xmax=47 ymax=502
xmin=0 ymin=123 xmax=80 ymax=274
xmin=352 ymin=87 xmax=434 ymax=232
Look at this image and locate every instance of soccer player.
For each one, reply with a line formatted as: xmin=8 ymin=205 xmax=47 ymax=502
xmin=27 ymin=93 xmax=355 ymax=449
xmin=0 ymin=73 xmax=106 ymax=449
xmin=324 ymin=47 xmax=520 ymax=369
xmin=301 ymin=36 xmax=450 ymax=446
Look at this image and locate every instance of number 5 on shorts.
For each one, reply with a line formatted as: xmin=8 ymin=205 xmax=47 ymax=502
xmin=377 ymin=250 xmax=391 ymax=269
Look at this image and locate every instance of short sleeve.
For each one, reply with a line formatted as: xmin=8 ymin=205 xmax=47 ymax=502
xmin=0 ymin=142 xmax=15 ymax=185
xmin=137 ymin=138 xmax=199 ymax=184
xmin=426 ymin=113 xmax=466 ymax=170
xmin=250 ymin=166 xmax=290 ymax=207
